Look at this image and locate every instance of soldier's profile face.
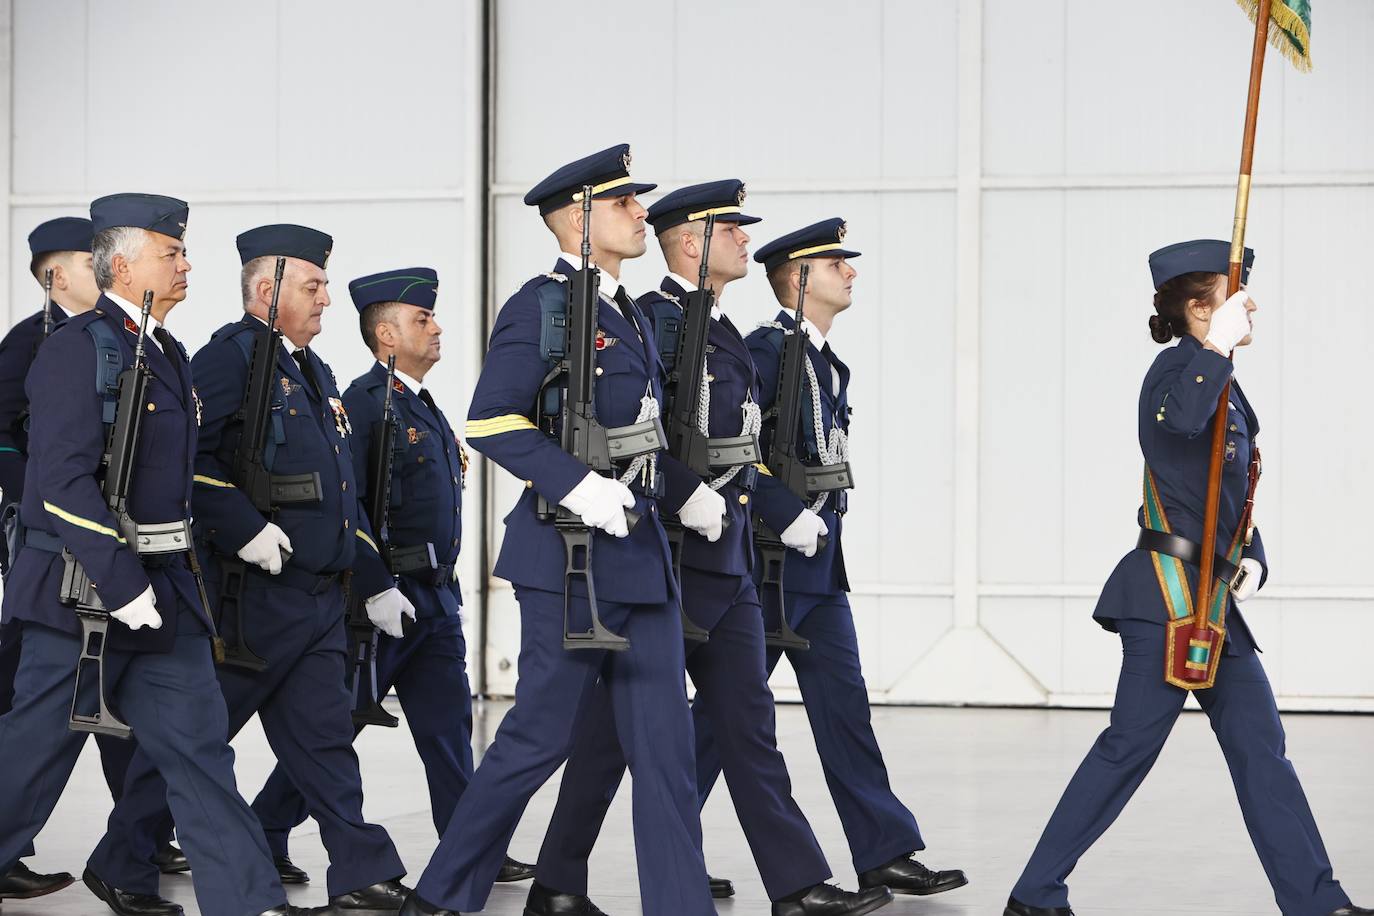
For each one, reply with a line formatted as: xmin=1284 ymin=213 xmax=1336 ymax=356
xmin=590 ymin=193 xmax=648 ymax=260
xmin=709 ymin=222 xmax=751 ymax=282
xmin=807 ymin=256 xmax=856 ymax=311
xmin=125 ymin=230 xmax=191 ymax=312
xmin=394 ymin=305 xmax=442 ymax=365
xmin=59 ymin=251 xmax=102 ymax=310
xmin=275 ymin=258 xmax=330 ymax=346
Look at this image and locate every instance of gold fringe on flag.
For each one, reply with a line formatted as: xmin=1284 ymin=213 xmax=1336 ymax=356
xmin=1235 ymin=0 xmax=1313 ymax=71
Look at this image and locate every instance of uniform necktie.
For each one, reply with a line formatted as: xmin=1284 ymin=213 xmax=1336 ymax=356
xmin=418 ymin=388 xmax=439 ymax=416
xmin=821 ymin=342 xmax=840 ymax=397
xmin=292 ymin=348 xmax=319 ymax=398
xmin=153 ymin=327 xmax=179 ymax=364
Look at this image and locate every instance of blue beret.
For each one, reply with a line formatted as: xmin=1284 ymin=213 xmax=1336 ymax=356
xmin=349 ymin=267 xmax=439 ymax=313
xmin=236 ymin=224 xmax=333 ymax=268
xmin=89 ymin=193 xmax=189 ymax=240
xmin=1148 ymin=239 xmax=1255 ymax=289
xmin=28 ymin=217 xmax=93 ymax=258
xmin=523 ymin=143 xmax=657 ymax=215
xmin=753 ymin=217 xmax=862 ymax=272
xmin=646 ymin=179 xmax=761 ymax=232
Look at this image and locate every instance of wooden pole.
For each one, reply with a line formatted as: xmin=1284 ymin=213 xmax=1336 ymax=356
xmin=1182 ymin=0 xmax=1273 ymax=683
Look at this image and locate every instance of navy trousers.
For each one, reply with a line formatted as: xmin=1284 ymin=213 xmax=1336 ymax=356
xmin=89 ymin=574 xmax=405 ymax=897
xmin=250 ymin=612 xmax=475 ymax=854
xmin=0 ymin=611 xmax=285 ymax=916
xmin=414 ymin=585 xmax=715 ymax=916
xmin=537 ymin=569 xmax=830 ymax=901
xmin=1011 ymin=618 xmax=1351 ymax=916
xmin=694 ymin=590 xmax=924 ymax=874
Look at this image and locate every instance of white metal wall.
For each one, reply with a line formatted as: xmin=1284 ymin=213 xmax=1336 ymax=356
xmin=1 ymin=0 xmax=490 ymax=678
xmin=6 ymin=0 xmax=1373 ymax=710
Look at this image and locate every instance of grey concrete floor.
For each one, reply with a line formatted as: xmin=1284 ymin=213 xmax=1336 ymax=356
xmin=7 ymin=699 xmax=1372 ymax=915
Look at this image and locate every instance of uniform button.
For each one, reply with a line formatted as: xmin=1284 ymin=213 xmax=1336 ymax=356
xmin=344 ymin=519 xmax=350 ymax=529
xmin=452 ymin=538 xmax=459 ymax=546
xmin=525 ymin=480 xmax=533 ymax=488
xmin=1230 ymin=423 xmax=1238 ymax=431
xmin=1195 ymin=375 xmax=1205 ymax=383
xmin=453 ymin=476 xmax=459 ymax=484
xmin=595 ymin=367 xmax=603 ymax=376
xmin=146 ymin=403 xmax=156 ymax=412
xmin=418 ymin=456 xmax=426 ymax=464
xmin=289 ymin=408 xmax=298 ymax=415
xmin=335 ymin=445 xmax=341 ymax=454
xmin=738 ymin=494 xmax=749 ymax=505
xmin=342 ymin=481 xmax=348 ymax=491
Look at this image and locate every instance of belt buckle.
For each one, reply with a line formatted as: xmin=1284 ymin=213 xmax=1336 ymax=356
xmin=1228 ymin=564 xmax=1250 ymax=594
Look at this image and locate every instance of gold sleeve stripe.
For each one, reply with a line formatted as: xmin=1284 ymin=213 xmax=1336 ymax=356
xmin=42 ymin=501 xmax=127 ymax=543
xmin=753 ymin=463 xmax=774 ymax=476
xmin=465 ymin=415 xmax=537 ymax=438
xmin=355 ymin=529 xmax=380 ymax=554
xmin=788 ymin=242 xmax=844 ymax=260
xmin=193 ymin=474 xmax=237 ymax=489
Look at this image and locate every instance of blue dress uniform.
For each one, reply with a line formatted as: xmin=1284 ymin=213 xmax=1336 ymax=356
xmin=409 ymin=145 xmax=715 ymax=916
xmin=1007 ymin=240 xmax=1355 ymax=916
xmin=89 ymin=225 xmax=407 ymax=903
xmin=0 ymin=217 xmax=171 ymax=873
xmin=0 ymin=194 xmax=288 ymax=916
xmin=248 ymin=268 xmax=478 ymax=860
xmin=535 ymin=182 xmax=842 ymax=905
xmin=695 ymin=220 xmax=932 ymax=878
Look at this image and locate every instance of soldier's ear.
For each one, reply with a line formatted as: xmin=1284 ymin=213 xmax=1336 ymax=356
xmin=49 ymin=261 xmax=68 ymax=291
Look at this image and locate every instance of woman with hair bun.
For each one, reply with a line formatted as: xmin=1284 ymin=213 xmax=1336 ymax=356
xmin=1002 ymin=240 xmax=1370 ymax=916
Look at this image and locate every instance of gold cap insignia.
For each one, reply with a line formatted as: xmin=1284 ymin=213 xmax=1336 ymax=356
xmin=836 ymin=221 xmax=848 ymax=242
xmin=622 ymin=149 xmax=632 ymax=171
xmin=737 ymin=183 xmax=747 ymax=205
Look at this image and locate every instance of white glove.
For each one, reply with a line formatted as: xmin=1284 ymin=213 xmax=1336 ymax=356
xmin=1204 ymin=290 xmax=1253 ymax=354
xmin=365 ymin=587 xmax=417 ymax=639
xmin=1229 ymin=557 xmax=1264 ymax=602
xmin=560 ymin=471 xmax=635 ymax=538
xmin=780 ymin=509 xmax=829 ymax=558
xmin=237 ymin=522 xmax=293 ymax=574
xmin=677 ymin=483 xmax=726 ymax=543
xmin=110 ymin=585 xmax=162 ymax=631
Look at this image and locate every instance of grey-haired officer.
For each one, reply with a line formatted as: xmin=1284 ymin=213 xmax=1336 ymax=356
xmin=88 ymin=224 xmax=412 ymax=913
xmin=246 ymin=266 xmax=535 ymax=886
xmin=0 ymin=193 xmax=299 ymax=916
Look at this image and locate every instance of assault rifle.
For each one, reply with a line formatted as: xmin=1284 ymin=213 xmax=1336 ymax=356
xmin=63 ymin=292 xmax=196 ymax=737
xmin=537 ymin=185 xmax=664 ymax=651
xmin=346 ymin=355 xmax=401 ymax=727
xmin=217 ymin=257 xmax=321 ymax=670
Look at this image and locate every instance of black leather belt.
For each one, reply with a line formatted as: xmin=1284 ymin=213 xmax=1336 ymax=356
xmin=1136 ymin=528 xmax=1240 ymax=585
xmin=22 ymin=525 xmax=185 ymax=567
xmin=388 ymin=542 xmax=454 ymax=588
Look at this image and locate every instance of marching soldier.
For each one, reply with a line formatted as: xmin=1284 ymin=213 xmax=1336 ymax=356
xmin=246 ymin=266 xmax=534 ymax=885
xmin=0 ymin=193 xmax=300 ymax=916
xmin=1003 ymin=240 xmax=1371 ymax=916
xmin=401 ymin=144 xmax=719 ymax=916
xmin=531 ymin=182 xmax=893 ymax=916
xmin=88 ymin=225 xmax=413 ymax=912
xmin=695 ymin=219 xmax=967 ymax=899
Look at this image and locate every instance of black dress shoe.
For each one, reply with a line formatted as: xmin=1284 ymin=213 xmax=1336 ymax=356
xmin=1003 ymin=897 xmax=1073 ymax=916
xmin=523 ymin=880 xmax=607 ymax=915
xmin=257 ymin=907 xmax=333 ymax=915
xmin=1330 ymin=908 xmax=1374 ymax=915
xmin=398 ymin=890 xmax=460 ymax=916
xmin=329 ymin=879 xmax=412 ymax=911
xmin=0 ymin=860 xmax=76 ymax=899
xmin=857 ymin=854 xmax=968 ymax=896
xmin=82 ymin=868 xmax=184 ymax=916
xmin=495 ymin=856 xmax=536 ymax=883
xmin=709 ymin=875 xmax=735 ymax=898
xmin=772 ymin=883 xmax=893 ymax=916
xmin=152 ymin=844 xmax=190 ymax=875
xmin=274 ymin=855 xmax=311 ymax=884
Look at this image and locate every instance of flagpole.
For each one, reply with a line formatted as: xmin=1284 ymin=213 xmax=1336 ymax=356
xmin=1178 ymin=0 xmax=1274 ymax=686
